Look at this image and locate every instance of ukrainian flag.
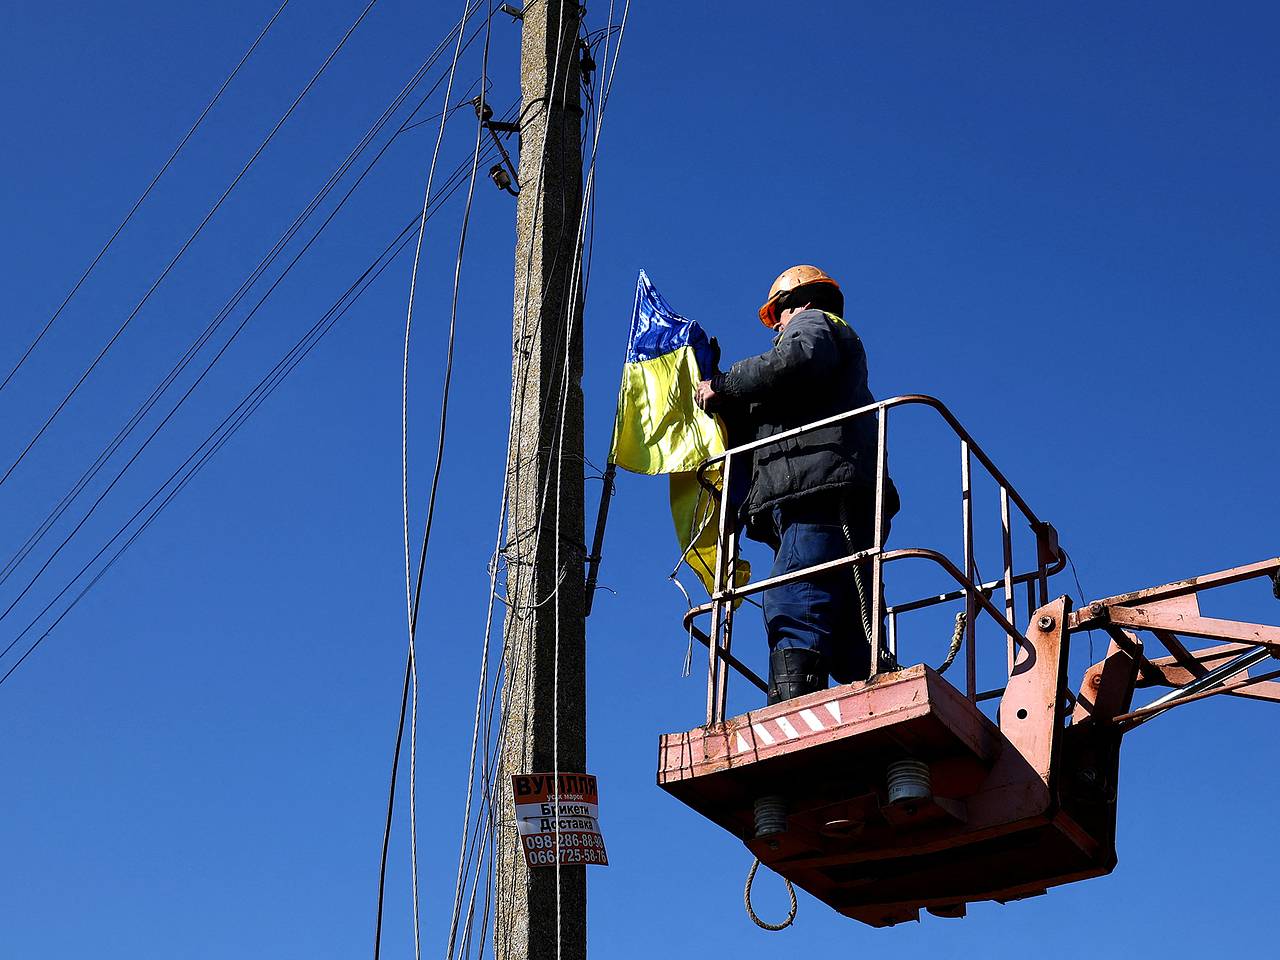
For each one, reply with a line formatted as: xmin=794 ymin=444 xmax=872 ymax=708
xmin=609 ymin=271 xmax=748 ymax=595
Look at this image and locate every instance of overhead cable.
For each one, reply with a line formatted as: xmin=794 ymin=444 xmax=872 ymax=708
xmin=0 ymin=1 xmax=291 ymax=397
xmin=396 ymin=1 xmax=478 ymax=956
xmin=0 ymin=5 xmax=489 ymax=604
xmin=0 ymin=84 xmax=501 ymax=639
xmin=0 ymin=121 xmax=509 ymax=686
xmin=0 ymin=207 xmax=419 ymax=688
xmin=0 ymin=0 xmax=383 ymax=490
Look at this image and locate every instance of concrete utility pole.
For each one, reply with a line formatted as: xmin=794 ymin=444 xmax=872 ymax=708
xmin=496 ymin=2 xmax=587 ymax=959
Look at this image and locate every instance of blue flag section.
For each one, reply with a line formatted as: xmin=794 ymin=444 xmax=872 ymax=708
xmin=624 ymin=271 xmax=718 ymax=372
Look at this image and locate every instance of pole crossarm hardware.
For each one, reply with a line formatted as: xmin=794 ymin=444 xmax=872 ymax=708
xmin=472 ymin=96 xmax=521 ymax=195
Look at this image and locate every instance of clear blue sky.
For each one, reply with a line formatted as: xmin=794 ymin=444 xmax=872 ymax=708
xmin=2 ymin=2 xmax=1277 ymax=957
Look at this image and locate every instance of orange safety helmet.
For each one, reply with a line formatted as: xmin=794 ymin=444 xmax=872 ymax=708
xmin=758 ymin=264 xmax=841 ymax=329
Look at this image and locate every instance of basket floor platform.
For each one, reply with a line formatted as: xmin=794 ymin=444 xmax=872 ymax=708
xmin=657 ymin=662 xmax=1120 ymax=926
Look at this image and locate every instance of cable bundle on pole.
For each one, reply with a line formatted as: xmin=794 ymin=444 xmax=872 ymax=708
xmin=438 ymin=5 xmax=632 ymax=957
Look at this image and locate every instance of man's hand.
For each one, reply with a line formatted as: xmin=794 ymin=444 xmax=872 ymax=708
xmin=695 ymin=379 xmax=717 ymax=411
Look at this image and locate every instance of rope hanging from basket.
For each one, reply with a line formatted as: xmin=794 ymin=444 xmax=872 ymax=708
xmin=937 ymin=610 xmax=967 ymax=675
xmin=839 ymin=500 xmax=899 ymax=672
xmin=744 ymin=858 xmax=797 ymax=931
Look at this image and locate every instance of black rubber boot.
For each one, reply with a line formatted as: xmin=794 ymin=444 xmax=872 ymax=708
xmin=767 ymin=648 xmax=827 ymax=705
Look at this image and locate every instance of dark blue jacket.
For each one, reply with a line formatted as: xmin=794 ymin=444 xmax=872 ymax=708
xmin=711 ymin=309 xmax=899 ymax=540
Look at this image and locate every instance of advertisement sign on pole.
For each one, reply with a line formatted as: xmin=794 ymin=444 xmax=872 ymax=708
xmin=511 ymin=773 xmax=609 ymax=868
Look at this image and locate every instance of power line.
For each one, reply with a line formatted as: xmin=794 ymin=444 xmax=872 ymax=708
xmin=0 ymin=209 xmax=416 ymax=688
xmin=0 ymin=0 xmax=383 ymax=491
xmin=0 ymin=1 xmax=291 ymax=397
xmin=0 ymin=85 xmax=504 ymax=643
xmin=0 ymin=127 xmax=504 ymax=672
xmin=0 ymin=3 xmax=491 ymax=599
xmin=397 ymin=0 xmax=476 ymax=955
xmin=0 ymin=118 xmax=510 ymax=687
xmin=409 ymin=1 xmax=495 ymax=956
xmin=374 ymin=0 xmax=494 ymax=955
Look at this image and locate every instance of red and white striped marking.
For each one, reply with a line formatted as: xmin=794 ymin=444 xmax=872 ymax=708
xmin=734 ymin=700 xmax=843 ymax=754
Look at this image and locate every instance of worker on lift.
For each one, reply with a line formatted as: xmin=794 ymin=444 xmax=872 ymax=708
xmin=695 ymin=265 xmax=899 ymax=704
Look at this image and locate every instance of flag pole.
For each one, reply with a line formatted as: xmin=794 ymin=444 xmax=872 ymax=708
xmin=583 ymin=461 xmax=617 ymax=617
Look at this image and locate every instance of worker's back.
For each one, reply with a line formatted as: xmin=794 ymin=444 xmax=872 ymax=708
xmin=735 ymin=308 xmax=884 ymax=526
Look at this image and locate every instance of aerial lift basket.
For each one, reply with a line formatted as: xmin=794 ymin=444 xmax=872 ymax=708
xmin=657 ymin=395 xmax=1280 ymax=926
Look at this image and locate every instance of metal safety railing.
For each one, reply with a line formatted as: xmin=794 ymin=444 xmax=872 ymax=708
xmin=686 ymin=394 xmax=1066 ymax=725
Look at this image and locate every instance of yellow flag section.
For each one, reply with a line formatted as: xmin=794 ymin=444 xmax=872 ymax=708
xmin=611 ymin=344 xmax=720 ymax=475
xmin=668 ymin=468 xmax=749 ymax=596
xmin=609 ymin=271 xmax=749 ymax=596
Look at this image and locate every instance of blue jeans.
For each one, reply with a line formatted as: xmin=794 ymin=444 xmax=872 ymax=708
xmin=761 ymin=494 xmax=876 ymax=683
